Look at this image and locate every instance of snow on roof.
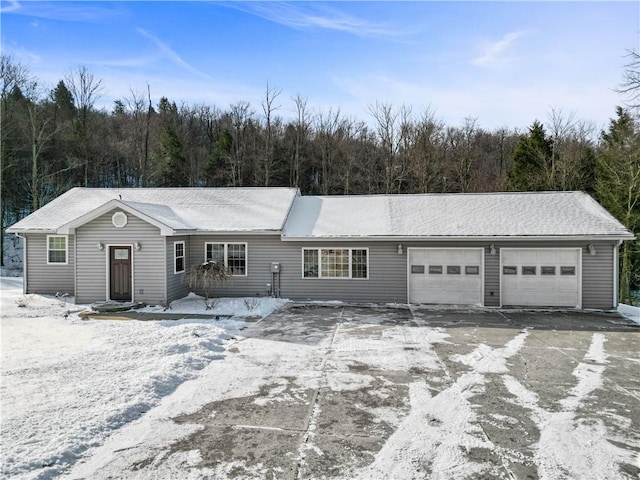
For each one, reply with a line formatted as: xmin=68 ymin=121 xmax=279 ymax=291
xmin=9 ymin=187 xmax=299 ymax=234
xmin=282 ymin=191 xmax=634 ymax=239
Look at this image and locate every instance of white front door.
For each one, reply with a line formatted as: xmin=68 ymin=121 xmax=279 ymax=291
xmin=501 ymin=248 xmax=581 ymax=307
xmin=408 ymin=248 xmax=483 ymax=305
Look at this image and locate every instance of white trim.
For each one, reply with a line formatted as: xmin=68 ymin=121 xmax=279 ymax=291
xmin=613 ymin=242 xmax=620 ymax=308
xmin=301 ymin=247 xmax=370 ymax=280
xmin=204 ymin=242 xmax=249 ymax=277
xmin=105 ymin=244 xmax=135 ymax=302
xmin=46 ymin=235 xmax=68 ymax=265
xmin=18 ymin=234 xmax=27 ymax=294
xmin=281 ymin=234 xmax=635 ymax=242
xmin=174 ymin=241 xmax=185 ymax=275
xmin=111 ymin=211 xmax=128 ymax=228
xmin=163 ymin=239 xmax=168 ymax=302
xmin=57 ymin=199 xmax=175 ymax=236
xmin=499 ymin=247 xmax=582 ymax=309
xmin=406 ymin=247 xmax=484 ymax=305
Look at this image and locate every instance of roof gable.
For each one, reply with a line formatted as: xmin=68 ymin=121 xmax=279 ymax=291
xmin=8 ymin=187 xmax=299 ymax=235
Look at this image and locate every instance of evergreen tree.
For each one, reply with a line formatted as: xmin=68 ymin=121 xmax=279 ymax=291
xmin=508 ymin=121 xmax=553 ymax=191
xmin=157 ymin=125 xmax=188 ymax=186
xmin=596 ymin=107 xmax=640 ymax=303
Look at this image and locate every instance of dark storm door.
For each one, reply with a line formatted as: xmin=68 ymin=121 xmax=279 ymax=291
xmin=110 ymin=246 xmax=132 ymax=301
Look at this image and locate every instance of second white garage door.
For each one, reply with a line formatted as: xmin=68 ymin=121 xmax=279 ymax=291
xmin=408 ymin=248 xmax=483 ymax=305
xmin=501 ymin=248 xmax=581 ymax=308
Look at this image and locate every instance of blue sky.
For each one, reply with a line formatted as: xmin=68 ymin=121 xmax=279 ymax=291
xmin=2 ymin=1 xmax=638 ymax=130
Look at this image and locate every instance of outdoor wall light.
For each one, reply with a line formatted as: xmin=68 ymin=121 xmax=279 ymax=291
xmin=97 ymin=242 xmax=104 ymax=251
xmin=397 ymin=244 xmax=403 ymax=255
xmin=588 ymin=244 xmax=596 ymax=256
xmin=489 ymin=244 xmax=496 ymax=255
xmin=134 ymin=241 xmax=141 ymax=251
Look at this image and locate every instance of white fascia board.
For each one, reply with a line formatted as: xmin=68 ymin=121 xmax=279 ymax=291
xmin=280 ymin=235 xmax=635 ymax=242
xmin=57 ymin=199 xmax=175 ymax=236
xmin=189 ymin=230 xmax=282 ymax=236
xmin=6 ymin=227 xmax=57 ymax=234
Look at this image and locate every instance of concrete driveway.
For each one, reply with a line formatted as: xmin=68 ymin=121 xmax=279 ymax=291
xmin=102 ymin=306 xmax=640 ymax=479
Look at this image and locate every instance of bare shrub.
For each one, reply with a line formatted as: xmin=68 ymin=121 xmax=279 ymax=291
xmin=185 ymin=261 xmax=232 ymax=300
xmin=244 ymin=298 xmax=259 ymax=311
xmin=14 ymin=295 xmax=31 ymax=308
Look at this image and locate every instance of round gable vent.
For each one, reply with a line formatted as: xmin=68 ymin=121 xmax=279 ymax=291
xmin=112 ymin=211 xmax=128 ymax=228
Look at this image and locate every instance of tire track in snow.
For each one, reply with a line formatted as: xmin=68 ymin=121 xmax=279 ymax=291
xmin=504 ymin=333 xmax=633 ymax=480
xmin=355 ymin=330 xmax=529 ymax=479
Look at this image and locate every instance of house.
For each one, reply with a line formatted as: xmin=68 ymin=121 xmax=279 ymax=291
xmin=7 ymin=188 xmax=634 ymax=310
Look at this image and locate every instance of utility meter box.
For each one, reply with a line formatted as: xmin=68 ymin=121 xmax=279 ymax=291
xmin=270 ymin=262 xmax=281 ymax=273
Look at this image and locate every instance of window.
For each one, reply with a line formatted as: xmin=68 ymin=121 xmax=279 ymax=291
xmin=204 ymin=243 xmax=247 ymax=276
xmin=522 ymin=266 xmax=537 ymax=275
xmin=411 ymin=265 xmax=425 ymax=274
xmin=560 ymin=266 xmax=576 ymax=276
xmin=447 ymin=265 xmax=461 ymax=275
xmin=302 ymin=248 xmax=368 ymax=279
xmin=541 ymin=266 xmax=556 ymax=275
xmin=47 ymin=235 xmax=67 ymax=264
xmin=428 ymin=265 xmax=443 ymax=274
xmin=174 ymin=241 xmax=185 ymax=274
xmin=503 ymin=266 xmax=517 ymax=275
xmin=465 ymin=265 xmax=480 ymax=275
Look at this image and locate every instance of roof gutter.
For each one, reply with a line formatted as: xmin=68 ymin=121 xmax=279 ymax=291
xmin=280 ymin=234 xmax=636 ymax=242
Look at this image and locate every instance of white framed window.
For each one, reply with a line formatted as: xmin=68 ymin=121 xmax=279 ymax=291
xmin=302 ymin=248 xmax=368 ymax=279
xmin=47 ymin=235 xmax=68 ymax=265
xmin=174 ymin=241 xmax=185 ymax=274
xmin=204 ymin=242 xmax=247 ymax=276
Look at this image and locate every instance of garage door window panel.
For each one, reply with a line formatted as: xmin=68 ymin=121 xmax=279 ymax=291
xmin=560 ymin=266 xmax=576 ymax=276
xmin=503 ymin=266 xmax=517 ymax=275
xmin=465 ymin=265 xmax=480 ymax=275
xmin=541 ymin=266 xmax=556 ymax=275
xmin=447 ymin=266 xmax=461 ymax=274
xmin=429 ymin=265 xmax=443 ymax=274
xmin=522 ymin=266 xmax=537 ymax=275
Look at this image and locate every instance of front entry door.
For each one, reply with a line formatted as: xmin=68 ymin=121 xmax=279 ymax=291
xmin=110 ymin=246 xmax=132 ymax=301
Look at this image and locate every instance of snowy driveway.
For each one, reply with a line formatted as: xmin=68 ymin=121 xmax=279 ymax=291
xmin=65 ymin=305 xmax=640 ymax=480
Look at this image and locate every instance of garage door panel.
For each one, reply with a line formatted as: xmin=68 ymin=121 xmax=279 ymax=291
xmin=501 ymin=248 xmax=580 ymax=308
xmin=409 ymin=249 xmax=483 ymax=305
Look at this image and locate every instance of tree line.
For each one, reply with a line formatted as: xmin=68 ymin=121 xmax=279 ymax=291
xmin=1 ymin=54 xmax=638 ymax=300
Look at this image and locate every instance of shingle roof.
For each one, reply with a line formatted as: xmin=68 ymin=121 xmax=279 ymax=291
xmin=282 ymin=191 xmax=634 ymax=239
xmin=8 ymin=187 xmax=299 ymax=234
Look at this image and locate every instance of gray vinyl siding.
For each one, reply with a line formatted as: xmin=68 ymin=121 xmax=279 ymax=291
xmin=581 ymin=242 xmax=615 ymax=309
xmin=187 ymin=235 xmax=284 ymax=298
xmin=281 ymin=241 xmax=494 ymax=304
xmin=166 ymin=236 xmax=190 ymax=302
xmin=75 ymin=209 xmax=165 ymax=304
xmin=24 ymin=234 xmax=75 ymax=295
xmin=278 ymin=239 xmax=618 ymax=309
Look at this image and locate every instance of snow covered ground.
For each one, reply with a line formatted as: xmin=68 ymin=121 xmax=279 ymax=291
xmin=2 ymin=277 xmax=638 ymax=479
xmin=0 ymin=278 xmax=285 ymax=479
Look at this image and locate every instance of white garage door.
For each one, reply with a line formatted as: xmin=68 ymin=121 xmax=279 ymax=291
xmin=408 ymin=249 xmax=483 ymax=305
xmin=501 ymin=248 xmax=580 ymax=307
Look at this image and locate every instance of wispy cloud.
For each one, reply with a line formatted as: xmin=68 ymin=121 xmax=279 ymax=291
xmin=1 ymin=0 xmax=125 ymax=22
xmin=0 ymin=0 xmax=20 ymax=14
xmin=472 ymin=30 xmax=530 ymax=67
xmin=227 ymin=2 xmax=404 ymax=38
xmin=136 ymin=28 xmax=212 ymax=79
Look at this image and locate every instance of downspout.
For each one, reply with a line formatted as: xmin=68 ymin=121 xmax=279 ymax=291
xmin=614 ymin=240 xmax=622 ymax=308
xmin=16 ymin=234 xmax=26 ymax=294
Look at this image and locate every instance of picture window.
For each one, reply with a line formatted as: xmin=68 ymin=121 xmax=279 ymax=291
xmin=302 ymin=248 xmax=368 ymax=279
